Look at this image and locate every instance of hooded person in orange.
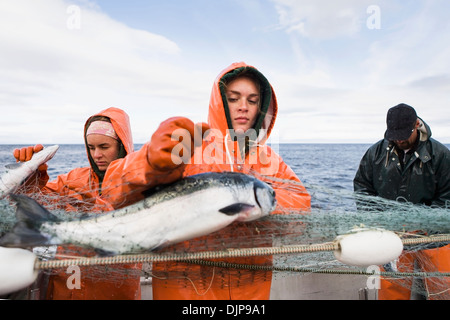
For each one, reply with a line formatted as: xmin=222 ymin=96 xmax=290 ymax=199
xmin=13 ymin=107 xmax=209 ymax=299
xmin=12 ymin=107 xmax=143 ymax=299
xmin=14 ymin=63 xmax=310 ymax=299
xmin=14 ymin=107 xmax=133 ymax=212
xmin=184 ymin=62 xmax=310 ymax=211
xmin=150 ymin=62 xmax=311 ymax=299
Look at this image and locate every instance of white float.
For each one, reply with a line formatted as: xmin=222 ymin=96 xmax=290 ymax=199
xmin=334 ymin=228 xmax=403 ymax=267
xmin=0 ymin=247 xmax=38 ymax=295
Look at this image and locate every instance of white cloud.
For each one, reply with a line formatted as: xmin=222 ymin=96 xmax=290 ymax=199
xmin=265 ymin=0 xmax=450 ymax=143
xmin=271 ymin=0 xmax=375 ymax=39
xmin=0 ymin=0 xmax=212 ymax=144
xmin=363 ymin=3 xmax=450 ymax=86
xmin=0 ymin=0 xmax=448 ymax=145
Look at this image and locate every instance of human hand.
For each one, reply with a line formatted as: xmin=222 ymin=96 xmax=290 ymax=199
xmin=148 ymin=117 xmax=209 ymax=171
xmin=13 ymin=144 xmax=48 ymax=172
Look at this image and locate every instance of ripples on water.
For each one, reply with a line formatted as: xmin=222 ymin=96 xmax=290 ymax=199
xmin=1 ymin=143 xmax=449 ymax=293
xmin=1 ymin=143 xmax=448 ymax=213
xmin=278 ymin=143 xmax=371 ymax=211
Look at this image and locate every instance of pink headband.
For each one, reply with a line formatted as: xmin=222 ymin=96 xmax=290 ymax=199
xmin=86 ymin=121 xmax=119 ymax=140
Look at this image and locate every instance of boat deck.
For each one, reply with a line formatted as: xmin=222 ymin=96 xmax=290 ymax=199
xmin=140 ymin=273 xmax=378 ymax=300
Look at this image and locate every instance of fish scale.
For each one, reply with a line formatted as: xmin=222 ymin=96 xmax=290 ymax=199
xmin=0 ymin=172 xmax=276 ymax=255
xmin=0 ymin=145 xmax=60 ymax=199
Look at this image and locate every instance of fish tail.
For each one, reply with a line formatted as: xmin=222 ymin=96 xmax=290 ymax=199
xmin=0 ymin=194 xmax=58 ymax=248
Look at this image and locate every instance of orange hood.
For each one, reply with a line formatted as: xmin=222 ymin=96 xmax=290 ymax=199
xmin=84 ymin=107 xmax=134 ymax=174
xmin=208 ymin=62 xmax=278 ymax=146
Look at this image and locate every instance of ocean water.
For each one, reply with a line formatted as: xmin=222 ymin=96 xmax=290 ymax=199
xmin=0 ymin=143 xmax=371 ymax=210
xmin=1 ymin=142 xmax=449 ymax=212
xmin=1 ymin=143 xmax=449 ymax=301
xmin=278 ymin=143 xmax=372 ymax=210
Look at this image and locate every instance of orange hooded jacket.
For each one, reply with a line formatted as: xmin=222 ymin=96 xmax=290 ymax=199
xmin=185 ymin=62 xmax=310 ymax=211
xmin=378 ymin=245 xmax=450 ymax=300
xmin=23 ymin=107 xmax=141 ymax=300
xmin=28 ymin=107 xmax=134 ymax=212
xmin=151 ymin=62 xmax=311 ymax=300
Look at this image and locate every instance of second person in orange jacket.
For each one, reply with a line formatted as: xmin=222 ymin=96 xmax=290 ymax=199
xmin=151 ymin=62 xmax=311 ymax=299
xmin=12 ymin=107 xmax=206 ymax=299
xmin=13 ymin=107 xmax=142 ymax=299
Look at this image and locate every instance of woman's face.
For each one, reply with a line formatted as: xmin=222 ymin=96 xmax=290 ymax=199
xmin=86 ymin=134 xmax=120 ymax=171
xmin=226 ymin=76 xmax=260 ymax=134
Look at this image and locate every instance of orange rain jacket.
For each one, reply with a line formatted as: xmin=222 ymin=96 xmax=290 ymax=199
xmin=379 ymin=245 xmax=450 ymax=300
xmin=22 ymin=107 xmax=142 ymax=300
xmin=151 ymin=62 xmax=311 ymax=299
xmin=28 ymin=107 xmax=134 ymax=212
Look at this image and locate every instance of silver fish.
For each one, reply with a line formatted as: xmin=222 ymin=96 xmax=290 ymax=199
xmin=0 ymin=172 xmax=276 ymax=255
xmin=0 ymin=145 xmax=59 ymax=199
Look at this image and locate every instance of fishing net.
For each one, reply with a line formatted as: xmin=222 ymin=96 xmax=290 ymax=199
xmin=0 ymin=156 xmax=449 ymax=300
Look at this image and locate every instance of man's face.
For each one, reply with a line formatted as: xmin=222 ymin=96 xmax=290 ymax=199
xmin=394 ymin=120 xmax=419 ymax=150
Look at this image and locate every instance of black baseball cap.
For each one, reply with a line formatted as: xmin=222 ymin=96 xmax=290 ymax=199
xmin=385 ymin=104 xmax=418 ymax=141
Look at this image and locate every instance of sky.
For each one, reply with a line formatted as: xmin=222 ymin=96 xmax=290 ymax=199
xmin=0 ymin=0 xmax=449 ymax=145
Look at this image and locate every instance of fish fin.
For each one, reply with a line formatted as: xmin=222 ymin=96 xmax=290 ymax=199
xmin=219 ymin=203 xmax=255 ymax=216
xmin=0 ymin=221 xmax=50 ymax=247
xmin=0 ymin=194 xmax=58 ymax=248
xmin=9 ymin=193 xmax=59 ymax=224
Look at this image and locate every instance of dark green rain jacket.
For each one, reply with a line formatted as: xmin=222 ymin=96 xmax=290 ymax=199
xmin=354 ymin=118 xmax=450 ymax=208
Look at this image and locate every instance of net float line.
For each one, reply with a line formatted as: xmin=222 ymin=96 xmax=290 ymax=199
xmin=35 ymin=234 xmax=450 ymax=272
xmin=36 ymin=242 xmax=338 ymax=270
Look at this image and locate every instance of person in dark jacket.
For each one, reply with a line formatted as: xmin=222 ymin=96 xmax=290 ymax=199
xmin=354 ymin=103 xmax=450 ymax=207
xmin=354 ymin=103 xmax=450 ymax=299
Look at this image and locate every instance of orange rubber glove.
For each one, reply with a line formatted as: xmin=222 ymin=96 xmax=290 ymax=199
xmin=12 ymin=144 xmax=49 ymax=192
xmin=148 ymin=117 xmax=209 ymax=171
xmin=13 ymin=144 xmax=48 ymax=172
